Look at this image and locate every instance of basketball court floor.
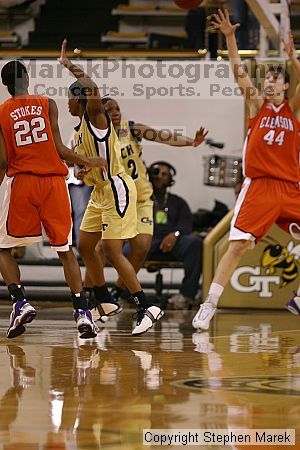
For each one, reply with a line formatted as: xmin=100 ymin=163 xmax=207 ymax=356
xmin=0 ymin=304 xmax=299 ymax=449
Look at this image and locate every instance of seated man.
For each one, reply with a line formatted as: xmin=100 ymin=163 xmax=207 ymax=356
xmin=147 ymin=161 xmax=202 ymax=309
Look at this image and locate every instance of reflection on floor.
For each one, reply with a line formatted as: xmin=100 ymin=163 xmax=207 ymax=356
xmin=0 ymin=304 xmax=299 ymax=449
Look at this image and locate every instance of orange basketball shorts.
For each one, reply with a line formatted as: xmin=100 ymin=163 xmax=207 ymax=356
xmin=230 ymin=177 xmax=300 ymax=245
xmin=0 ymin=173 xmax=72 ymax=251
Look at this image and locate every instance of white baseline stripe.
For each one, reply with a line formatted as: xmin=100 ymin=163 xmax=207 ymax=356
xmin=242 ymin=128 xmax=251 ymax=178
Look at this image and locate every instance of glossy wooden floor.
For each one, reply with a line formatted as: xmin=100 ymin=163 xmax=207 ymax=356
xmin=0 ymin=304 xmax=299 ymax=450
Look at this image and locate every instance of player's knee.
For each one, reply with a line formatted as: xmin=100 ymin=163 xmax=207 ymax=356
xmin=228 ymin=240 xmax=251 ymax=258
xmin=102 ymin=245 xmax=116 ymax=261
xmin=132 ymin=245 xmax=149 ymax=262
xmin=131 ymin=236 xmax=152 ymax=257
xmin=102 ymin=243 xmax=123 ymax=264
xmin=57 ymin=249 xmax=72 ymax=262
xmin=103 ymin=251 xmax=119 ymax=268
xmin=0 ymin=248 xmax=11 ymax=255
xmin=77 ymin=242 xmax=89 ymax=259
xmin=95 ymin=240 xmax=104 ymax=257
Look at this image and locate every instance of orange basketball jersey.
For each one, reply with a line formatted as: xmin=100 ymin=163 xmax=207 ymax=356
xmin=0 ymin=94 xmax=68 ymax=177
xmin=243 ymin=99 xmax=300 ymax=182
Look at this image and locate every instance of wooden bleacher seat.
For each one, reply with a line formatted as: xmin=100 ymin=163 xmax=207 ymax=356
xmin=109 ymin=1 xmax=232 ymax=52
xmin=112 ymin=4 xmax=187 ymax=15
xmin=0 ymin=30 xmax=20 ymax=47
xmin=115 ymin=4 xmax=157 ymax=12
xmin=101 ymin=33 xmax=148 ymax=46
xmin=101 ymin=31 xmax=149 ymax=46
xmin=149 ymin=31 xmax=189 ymax=49
xmin=106 ymin=31 xmax=147 ymax=38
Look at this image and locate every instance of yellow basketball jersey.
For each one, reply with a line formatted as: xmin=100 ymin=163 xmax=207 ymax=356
xmin=71 ymin=124 xmax=80 ymax=150
xmin=75 ymin=112 xmax=125 ymax=186
xmin=118 ymin=119 xmax=152 ymax=202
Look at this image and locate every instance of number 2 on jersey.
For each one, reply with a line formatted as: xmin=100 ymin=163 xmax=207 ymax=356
xmin=128 ymin=159 xmax=138 ymax=180
xmin=263 ymin=130 xmax=285 ymax=146
xmin=14 ymin=117 xmax=48 ymax=147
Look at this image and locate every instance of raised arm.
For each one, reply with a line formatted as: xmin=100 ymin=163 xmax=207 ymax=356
xmin=282 ymin=32 xmax=300 ymax=112
xmin=48 ymin=98 xmax=107 ymax=169
xmin=58 ymin=39 xmax=107 ymax=129
xmin=0 ymin=127 xmax=7 ymax=186
xmin=211 ymin=9 xmax=260 ymax=109
xmin=133 ymin=123 xmax=208 ymax=147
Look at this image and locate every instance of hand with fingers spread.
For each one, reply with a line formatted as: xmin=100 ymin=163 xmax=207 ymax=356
xmin=192 ymin=127 xmax=208 ymax=147
xmin=210 ymin=9 xmax=240 ymax=37
xmin=282 ymin=31 xmax=297 ymax=60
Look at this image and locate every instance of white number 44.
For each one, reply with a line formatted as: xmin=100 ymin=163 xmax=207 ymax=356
xmin=263 ymin=130 xmax=285 ymax=146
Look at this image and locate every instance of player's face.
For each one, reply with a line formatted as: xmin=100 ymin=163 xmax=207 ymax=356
xmin=68 ymin=90 xmax=80 ymax=117
xmin=104 ymin=100 xmax=121 ymax=127
xmin=263 ymin=71 xmax=288 ymax=99
xmin=152 ymin=164 xmax=171 ymax=190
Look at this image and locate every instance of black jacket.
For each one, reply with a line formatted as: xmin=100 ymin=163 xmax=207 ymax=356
xmin=153 ymin=192 xmax=193 ymax=240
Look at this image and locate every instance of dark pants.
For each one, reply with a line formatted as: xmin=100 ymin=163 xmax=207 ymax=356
xmin=232 ymin=0 xmax=259 ymax=50
xmin=147 ymin=235 xmax=202 ymax=299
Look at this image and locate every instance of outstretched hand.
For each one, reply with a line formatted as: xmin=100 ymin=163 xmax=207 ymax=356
xmin=192 ymin=127 xmax=208 ymax=147
xmin=210 ymin=9 xmax=240 ymax=37
xmin=282 ymin=32 xmax=297 ymax=59
xmin=58 ymin=38 xmax=69 ymax=66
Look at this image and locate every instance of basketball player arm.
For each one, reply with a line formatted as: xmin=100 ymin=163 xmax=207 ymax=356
xmin=211 ymin=9 xmax=260 ymax=111
xmin=0 ymin=128 xmax=7 ymax=186
xmin=290 ymin=83 xmax=300 ymax=113
xmin=282 ymin=33 xmax=300 ymax=112
xmin=133 ymin=123 xmax=208 ymax=147
xmin=48 ymin=99 xmax=107 ymax=169
xmin=58 ymin=39 xmax=107 ymax=129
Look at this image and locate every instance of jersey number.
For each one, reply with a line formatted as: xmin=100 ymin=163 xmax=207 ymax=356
xmin=128 ymin=159 xmax=138 ymax=180
xmin=14 ymin=117 xmax=48 ymax=147
xmin=263 ymin=130 xmax=285 ymax=146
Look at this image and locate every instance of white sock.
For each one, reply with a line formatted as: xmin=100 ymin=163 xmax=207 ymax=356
xmin=296 ymin=286 xmax=300 ymax=298
xmin=207 ymin=283 xmax=224 ymax=307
